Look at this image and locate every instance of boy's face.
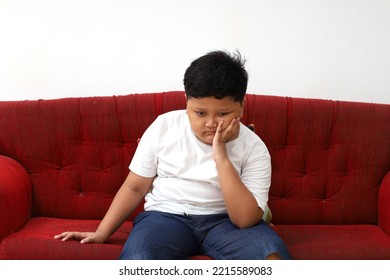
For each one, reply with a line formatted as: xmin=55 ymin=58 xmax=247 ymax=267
xmin=186 ymin=96 xmax=244 ymax=145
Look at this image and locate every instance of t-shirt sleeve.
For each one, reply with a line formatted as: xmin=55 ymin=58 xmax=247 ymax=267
xmin=241 ymin=141 xmax=271 ymax=212
xmin=129 ymin=117 xmax=160 ymax=178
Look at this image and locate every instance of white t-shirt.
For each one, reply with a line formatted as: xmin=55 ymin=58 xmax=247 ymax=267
xmin=129 ymin=110 xmax=271 ymax=215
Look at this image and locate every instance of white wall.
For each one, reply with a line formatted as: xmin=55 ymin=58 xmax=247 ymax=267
xmin=0 ymin=0 xmax=389 ymax=104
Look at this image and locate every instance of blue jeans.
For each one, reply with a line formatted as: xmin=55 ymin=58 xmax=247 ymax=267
xmin=119 ymin=211 xmax=290 ymax=260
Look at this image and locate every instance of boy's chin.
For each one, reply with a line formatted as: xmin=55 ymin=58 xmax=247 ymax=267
xmin=196 ymin=135 xmax=213 ymax=145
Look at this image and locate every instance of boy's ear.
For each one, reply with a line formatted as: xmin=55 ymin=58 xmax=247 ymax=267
xmin=242 ymin=96 xmax=246 ymax=107
xmin=240 ymin=97 xmax=246 ymax=117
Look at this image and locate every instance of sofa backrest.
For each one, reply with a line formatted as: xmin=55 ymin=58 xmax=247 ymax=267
xmin=0 ymin=92 xmax=185 ymax=220
xmin=0 ymin=91 xmax=389 ymax=224
xmin=244 ymin=94 xmax=390 ymax=225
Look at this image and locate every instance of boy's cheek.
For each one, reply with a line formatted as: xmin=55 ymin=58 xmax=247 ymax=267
xmin=218 ymin=119 xmax=234 ymax=132
xmin=216 ymin=118 xmax=228 ymax=128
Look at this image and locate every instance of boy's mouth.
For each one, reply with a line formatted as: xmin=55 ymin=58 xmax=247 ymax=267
xmin=205 ymin=131 xmax=216 ymax=135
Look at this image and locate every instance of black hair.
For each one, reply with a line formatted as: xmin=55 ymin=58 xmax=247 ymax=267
xmin=183 ymin=50 xmax=248 ymax=103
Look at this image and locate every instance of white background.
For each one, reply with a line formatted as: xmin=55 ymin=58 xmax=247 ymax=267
xmin=1 ymin=0 xmax=389 ymax=104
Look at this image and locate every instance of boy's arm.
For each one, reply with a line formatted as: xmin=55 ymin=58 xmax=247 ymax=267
xmin=213 ymin=119 xmax=263 ymax=229
xmin=54 ymin=172 xmax=154 ymax=243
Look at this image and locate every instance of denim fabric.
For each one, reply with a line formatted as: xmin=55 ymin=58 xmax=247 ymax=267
xmin=119 ymin=211 xmax=290 ymax=260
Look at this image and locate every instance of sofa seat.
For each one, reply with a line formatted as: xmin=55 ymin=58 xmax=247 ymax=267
xmin=0 ymin=217 xmax=131 ymax=260
xmin=0 ymin=217 xmax=213 ymax=260
xmin=276 ymin=225 xmax=390 ymax=260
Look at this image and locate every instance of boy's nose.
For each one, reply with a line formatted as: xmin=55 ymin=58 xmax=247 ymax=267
xmin=205 ymin=117 xmax=218 ymax=128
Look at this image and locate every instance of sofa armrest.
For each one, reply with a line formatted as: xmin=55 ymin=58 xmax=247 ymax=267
xmin=379 ymin=171 xmax=390 ymax=235
xmin=0 ymin=155 xmax=32 ymax=241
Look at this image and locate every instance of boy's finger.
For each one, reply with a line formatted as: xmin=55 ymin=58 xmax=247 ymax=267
xmin=54 ymin=232 xmax=67 ymax=239
xmin=215 ymin=121 xmax=223 ymax=137
xmin=80 ymin=237 xmax=89 ymax=244
xmin=225 ymin=118 xmax=238 ymax=133
xmin=217 ymin=120 xmax=224 ymax=132
xmin=213 ymin=121 xmax=223 ymax=144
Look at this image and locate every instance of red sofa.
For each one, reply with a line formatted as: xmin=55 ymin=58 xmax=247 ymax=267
xmin=0 ymin=91 xmax=389 ymax=260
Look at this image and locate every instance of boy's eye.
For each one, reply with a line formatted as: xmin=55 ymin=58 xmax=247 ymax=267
xmin=195 ymin=111 xmax=230 ymax=117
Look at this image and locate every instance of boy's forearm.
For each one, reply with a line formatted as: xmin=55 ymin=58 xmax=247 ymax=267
xmin=95 ymin=185 xmax=143 ymax=241
xmin=216 ymin=158 xmax=263 ymax=228
xmin=95 ymin=173 xmax=151 ymax=241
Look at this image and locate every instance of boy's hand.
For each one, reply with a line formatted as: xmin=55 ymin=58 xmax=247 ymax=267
xmin=212 ymin=117 xmax=240 ymax=161
xmin=54 ymin=231 xmax=107 ymax=244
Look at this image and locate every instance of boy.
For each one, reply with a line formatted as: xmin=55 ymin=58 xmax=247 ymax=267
xmin=55 ymin=50 xmax=290 ymax=260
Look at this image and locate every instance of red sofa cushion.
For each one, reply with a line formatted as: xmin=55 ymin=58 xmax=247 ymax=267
xmin=244 ymin=95 xmax=389 ymax=225
xmin=0 ymin=217 xmax=213 ymax=260
xmin=0 ymin=217 xmax=131 ymax=260
xmin=0 ymin=156 xmax=31 ymax=240
xmin=275 ymin=224 xmax=390 ymax=259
